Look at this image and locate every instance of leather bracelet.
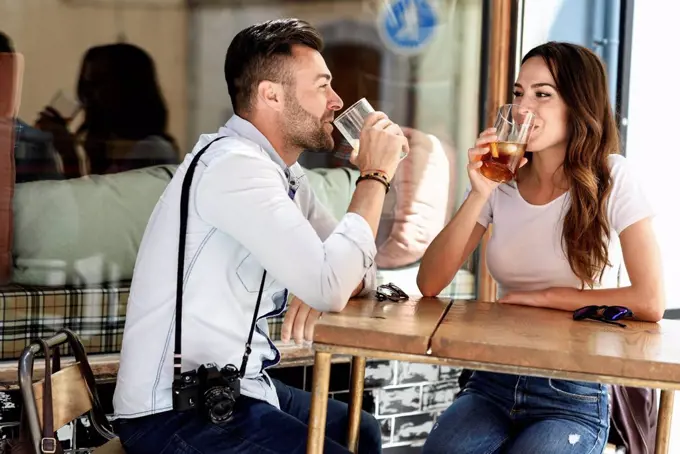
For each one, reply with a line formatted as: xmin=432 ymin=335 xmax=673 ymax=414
xmin=361 ymin=169 xmax=389 ymax=178
xmin=356 ymin=174 xmax=390 ymax=193
xmin=360 ymin=170 xmax=390 ymax=184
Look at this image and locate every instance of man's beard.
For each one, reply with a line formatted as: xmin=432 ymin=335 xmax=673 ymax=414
xmin=283 ymin=92 xmax=334 ymax=153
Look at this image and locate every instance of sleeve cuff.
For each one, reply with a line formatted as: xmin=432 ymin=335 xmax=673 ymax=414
xmin=335 ymin=212 xmax=377 ymax=269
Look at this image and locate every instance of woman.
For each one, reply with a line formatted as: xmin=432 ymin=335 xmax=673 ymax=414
xmin=418 ymin=42 xmax=664 ymax=454
xmin=36 ymin=43 xmax=179 ymax=178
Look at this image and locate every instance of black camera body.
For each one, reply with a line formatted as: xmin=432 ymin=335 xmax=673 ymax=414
xmin=172 ymin=363 xmax=240 ymax=424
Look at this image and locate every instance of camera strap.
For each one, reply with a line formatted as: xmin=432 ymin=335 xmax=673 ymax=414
xmin=174 ymin=136 xmax=267 ymax=382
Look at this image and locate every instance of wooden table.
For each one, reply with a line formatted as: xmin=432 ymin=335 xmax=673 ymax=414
xmin=306 ymin=297 xmax=680 ymax=454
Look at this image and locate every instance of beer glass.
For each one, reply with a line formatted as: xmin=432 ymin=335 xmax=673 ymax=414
xmin=480 ymin=104 xmax=534 ymax=183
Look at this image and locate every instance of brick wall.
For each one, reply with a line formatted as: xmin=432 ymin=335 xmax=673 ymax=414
xmin=268 ymin=360 xmax=462 ymax=453
xmin=368 ymin=361 xmax=461 ymax=450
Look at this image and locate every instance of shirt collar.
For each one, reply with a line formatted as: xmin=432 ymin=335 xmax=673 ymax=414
xmin=219 ymin=115 xmax=288 ymax=172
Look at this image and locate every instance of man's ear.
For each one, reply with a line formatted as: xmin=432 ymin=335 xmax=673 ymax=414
xmin=257 ymin=80 xmax=285 ymax=113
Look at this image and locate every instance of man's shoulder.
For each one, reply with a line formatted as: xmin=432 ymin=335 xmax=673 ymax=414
xmin=194 ymin=134 xmax=276 ymax=170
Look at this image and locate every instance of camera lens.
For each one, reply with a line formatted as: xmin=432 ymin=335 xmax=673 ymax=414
xmin=210 ymin=399 xmax=233 ymax=422
xmin=204 ymin=387 xmax=235 ymax=423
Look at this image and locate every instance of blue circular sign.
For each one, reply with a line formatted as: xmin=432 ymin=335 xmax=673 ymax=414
xmin=378 ymin=0 xmax=439 ymax=55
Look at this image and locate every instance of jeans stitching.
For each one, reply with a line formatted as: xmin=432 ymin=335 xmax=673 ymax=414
xmin=548 ymin=379 xmax=600 ymax=402
xmin=120 ymin=412 xmax=184 ymax=449
xmin=483 ymin=437 xmax=509 ymax=454
xmin=584 ymin=427 xmax=605 ymax=454
xmin=204 ymin=424 xmax=283 ymax=454
xmin=119 ymin=425 xmax=147 ymax=448
xmin=171 ymin=434 xmax=204 ymax=454
xmin=510 ymin=376 xmax=521 ymax=414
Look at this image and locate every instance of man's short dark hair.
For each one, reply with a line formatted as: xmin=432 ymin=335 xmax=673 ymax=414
xmin=0 ymin=31 xmax=14 ymax=53
xmin=224 ymin=19 xmax=323 ymax=115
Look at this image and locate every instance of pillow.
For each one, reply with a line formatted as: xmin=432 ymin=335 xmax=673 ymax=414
xmin=302 ymin=166 xmax=358 ymax=221
xmin=12 ymin=165 xmax=175 ymax=286
xmin=375 ymin=128 xmax=456 ymax=269
xmin=11 ymin=164 xmax=356 ymax=287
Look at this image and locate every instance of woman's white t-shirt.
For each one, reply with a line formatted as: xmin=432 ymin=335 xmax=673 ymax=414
xmin=476 ymin=154 xmax=653 ymax=297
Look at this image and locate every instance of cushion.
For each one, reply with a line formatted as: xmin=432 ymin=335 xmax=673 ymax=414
xmin=12 ymin=165 xmax=175 ymax=286
xmin=10 ymin=164 xmax=359 ymax=286
xmin=302 ymin=166 xmax=358 ymax=221
xmin=375 ymin=127 xmax=456 ymax=269
xmin=10 ymin=142 xmax=455 ymax=285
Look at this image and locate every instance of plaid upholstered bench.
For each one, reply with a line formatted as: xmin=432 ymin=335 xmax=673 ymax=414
xmin=0 ymin=281 xmax=314 ymax=387
xmin=0 ymin=267 xmax=476 ymax=387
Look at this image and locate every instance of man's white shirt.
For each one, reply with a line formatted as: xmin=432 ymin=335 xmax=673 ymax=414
xmin=113 ymin=116 xmax=377 ymax=418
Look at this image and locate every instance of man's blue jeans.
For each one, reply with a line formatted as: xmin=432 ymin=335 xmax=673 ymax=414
xmin=116 ymin=378 xmax=381 ymax=453
xmin=423 ymin=371 xmax=609 ymax=454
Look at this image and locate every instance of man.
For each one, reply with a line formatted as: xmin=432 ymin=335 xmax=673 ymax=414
xmin=0 ymin=31 xmax=62 ymax=183
xmin=113 ymin=18 xmax=407 ymax=453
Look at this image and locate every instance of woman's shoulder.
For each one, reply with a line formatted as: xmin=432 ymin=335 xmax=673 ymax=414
xmin=606 ymin=153 xmax=645 ymax=189
xmin=606 ymin=153 xmax=629 ymax=175
xmin=605 ymin=152 xmax=653 ymax=232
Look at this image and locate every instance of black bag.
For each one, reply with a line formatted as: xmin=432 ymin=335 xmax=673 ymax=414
xmin=608 ymin=385 xmax=658 ymax=454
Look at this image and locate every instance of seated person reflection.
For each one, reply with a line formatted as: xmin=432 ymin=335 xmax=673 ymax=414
xmin=35 ymin=43 xmax=179 ymax=178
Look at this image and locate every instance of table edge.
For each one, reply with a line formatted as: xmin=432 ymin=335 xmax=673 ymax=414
xmin=313 ymin=343 xmax=680 ymax=391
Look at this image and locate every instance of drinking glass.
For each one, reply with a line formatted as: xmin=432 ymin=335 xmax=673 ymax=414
xmin=333 ymin=98 xmax=408 ymax=159
xmin=480 ymin=104 xmax=534 ymax=183
xmin=48 ymin=90 xmax=81 ymax=122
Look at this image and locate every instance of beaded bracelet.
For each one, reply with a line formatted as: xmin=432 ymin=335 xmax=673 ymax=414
xmin=361 ymin=169 xmax=389 ymax=177
xmin=356 ymin=174 xmax=390 ymax=193
xmin=361 ymin=170 xmax=390 ymax=183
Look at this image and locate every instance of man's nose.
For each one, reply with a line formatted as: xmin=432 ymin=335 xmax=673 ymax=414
xmin=328 ymin=87 xmax=343 ymax=112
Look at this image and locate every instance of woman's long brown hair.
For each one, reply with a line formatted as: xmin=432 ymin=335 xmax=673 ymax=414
xmin=522 ymin=42 xmax=619 ymax=288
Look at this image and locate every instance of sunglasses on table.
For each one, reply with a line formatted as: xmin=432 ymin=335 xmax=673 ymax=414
xmin=572 ymin=305 xmax=634 ymax=328
xmin=375 ymin=283 xmax=409 ymax=302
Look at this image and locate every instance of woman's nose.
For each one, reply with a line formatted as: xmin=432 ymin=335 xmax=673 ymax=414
xmin=516 ymin=97 xmax=534 ymax=112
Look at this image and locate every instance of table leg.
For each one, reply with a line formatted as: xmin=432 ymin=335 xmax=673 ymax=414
xmin=307 ymin=351 xmax=332 ymax=454
xmin=655 ymin=390 xmax=675 ymax=454
xmin=347 ymin=356 xmax=366 ymax=452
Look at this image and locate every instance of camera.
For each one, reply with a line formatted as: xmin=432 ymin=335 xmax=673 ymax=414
xmin=172 ymin=363 xmax=241 ymax=424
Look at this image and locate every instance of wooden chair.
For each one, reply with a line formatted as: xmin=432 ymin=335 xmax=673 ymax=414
xmin=18 ymin=330 xmax=125 ymax=453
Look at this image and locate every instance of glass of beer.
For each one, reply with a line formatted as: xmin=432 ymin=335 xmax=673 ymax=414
xmin=480 ymin=104 xmax=534 ymax=183
xmin=333 ymin=98 xmax=408 ymax=159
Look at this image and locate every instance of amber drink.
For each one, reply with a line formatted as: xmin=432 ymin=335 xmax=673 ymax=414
xmin=481 ymin=104 xmax=534 ymax=183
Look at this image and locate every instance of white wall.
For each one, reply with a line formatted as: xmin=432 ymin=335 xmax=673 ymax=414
xmin=627 ymin=4 xmax=680 ymax=449
xmin=627 ymin=1 xmax=679 ymax=311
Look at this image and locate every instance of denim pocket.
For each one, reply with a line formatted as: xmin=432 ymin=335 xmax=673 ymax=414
xmin=118 ymin=411 xmax=186 ymax=450
xmin=117 ymin=418 xmax=151 ymax=448
xmin=548 ymin=378 xmax=601 ymax=402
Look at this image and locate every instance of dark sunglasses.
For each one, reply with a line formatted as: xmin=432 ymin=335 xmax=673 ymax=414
xmin=376 ymin=283 xmax=409 ymax=302
xmin=573 ymin=305 xmax=634 ymax=328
